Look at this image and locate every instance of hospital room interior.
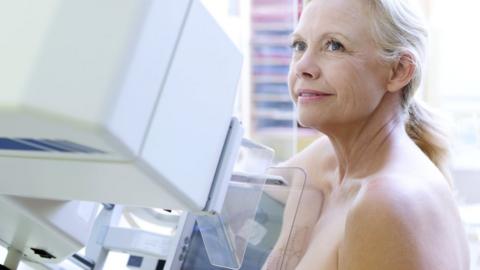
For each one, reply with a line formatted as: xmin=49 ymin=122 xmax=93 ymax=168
xmin=0 ymin=0 xmax=479 ymax=269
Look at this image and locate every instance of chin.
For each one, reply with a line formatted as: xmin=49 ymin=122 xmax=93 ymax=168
xmin=297 ymin=111 xmax=330 ymax=131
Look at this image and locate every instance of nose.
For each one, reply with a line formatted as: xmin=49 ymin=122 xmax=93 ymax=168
xmin=295 ymin=53 xmax=321 ymax=80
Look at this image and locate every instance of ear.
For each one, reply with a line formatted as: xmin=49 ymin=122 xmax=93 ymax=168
xmin=386 ymin=53 xmax=416 ymax=93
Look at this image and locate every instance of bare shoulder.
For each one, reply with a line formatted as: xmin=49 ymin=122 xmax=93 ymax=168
xmin=279 ymin=135 xmax=337 ymax=189
xmin=339 ymin=175 xmax=470 ymax=270
xmin=280 ymin=134 xmax=335 ymax=168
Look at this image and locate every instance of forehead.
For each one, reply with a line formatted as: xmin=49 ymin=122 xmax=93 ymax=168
xmin=295 ymin=0 xmax=372 ymax=41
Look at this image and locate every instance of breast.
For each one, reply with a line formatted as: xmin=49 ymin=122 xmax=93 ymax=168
xmin=294 ymin=185 xmax=360 ymax=270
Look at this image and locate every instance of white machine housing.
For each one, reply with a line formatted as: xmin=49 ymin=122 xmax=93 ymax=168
xmin=0 ymin=0 xmax=242 ymax=211
xmin=0 ymin=197 xmax=98 ymax=264
xmin=0 ymin=0 xmax=242 ymax=265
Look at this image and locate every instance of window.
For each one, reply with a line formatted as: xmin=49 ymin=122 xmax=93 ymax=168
xmin=426 ymin=0 xmax=480 ymax=169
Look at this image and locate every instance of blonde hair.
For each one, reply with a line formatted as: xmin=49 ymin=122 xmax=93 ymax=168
xmin=366 ymin=0 xmax=452 ymax=184
xmin=304 ymin=0 xmax=452 ymax=184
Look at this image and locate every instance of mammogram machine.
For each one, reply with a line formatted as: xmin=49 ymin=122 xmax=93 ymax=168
xmin=0 ymin=1 xmax=309 ymax=269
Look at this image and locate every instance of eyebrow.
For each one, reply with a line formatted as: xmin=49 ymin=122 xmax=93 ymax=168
xmin=289 ymin=31 xmax=351 ymax=43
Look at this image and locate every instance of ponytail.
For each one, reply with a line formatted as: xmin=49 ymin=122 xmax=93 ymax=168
xmin=405 ymin=100 xmax=453 ymax=186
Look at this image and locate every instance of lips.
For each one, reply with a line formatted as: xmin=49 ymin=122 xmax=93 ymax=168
xmin=297 ymin=89 xmax=333 ymax=98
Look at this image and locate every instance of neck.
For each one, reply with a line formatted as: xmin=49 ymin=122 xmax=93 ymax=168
xmin=323 ymin=93 xmax=407 ymax=183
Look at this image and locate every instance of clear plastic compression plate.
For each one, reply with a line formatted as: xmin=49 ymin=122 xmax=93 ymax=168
xmin=196 ymin=137 xmax=310 ymax=269
xmin=196 ymin=139 xmax=274 ymax=269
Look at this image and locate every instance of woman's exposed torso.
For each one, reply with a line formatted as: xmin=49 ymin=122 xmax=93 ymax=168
xmin=277 ymin=137 xmax=469 ymax=270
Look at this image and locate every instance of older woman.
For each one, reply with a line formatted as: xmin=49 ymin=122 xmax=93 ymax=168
xmin=264 ymin=0 xmax=470 ymax=269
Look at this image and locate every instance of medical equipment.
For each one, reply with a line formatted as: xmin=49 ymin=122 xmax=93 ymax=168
xmin=0 ymin=0 xmax=241 ymax=211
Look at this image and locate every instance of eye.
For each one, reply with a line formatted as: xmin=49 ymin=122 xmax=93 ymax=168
xmin=290 ymin=40 xmax=307 ymax=53
xmin=325 ymin=39 xmax=345 ymax=52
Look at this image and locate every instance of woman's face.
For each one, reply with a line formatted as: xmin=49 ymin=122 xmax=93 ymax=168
xmin=288 ymin=0 xmax=391 ymax=130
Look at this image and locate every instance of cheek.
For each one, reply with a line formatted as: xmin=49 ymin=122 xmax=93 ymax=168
xmin=287 ymin=66 xmax=297 ymax=101
xmin=324 ymin=61 xmax=360 ymax=101
xmin=325 ymin=60 xmax=385 ymax=115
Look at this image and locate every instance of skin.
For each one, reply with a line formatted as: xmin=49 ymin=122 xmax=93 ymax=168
xmin=262 ymin=0 xmax=470 ymax=269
